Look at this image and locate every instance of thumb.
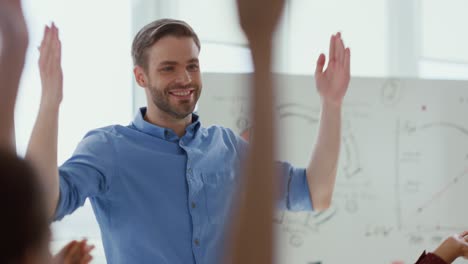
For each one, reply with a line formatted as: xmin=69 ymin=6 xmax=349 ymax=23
xmin=315 ymin=53 xmax=326 ymax=77
xmin=458 ymin=231 xmax=468 ymax=238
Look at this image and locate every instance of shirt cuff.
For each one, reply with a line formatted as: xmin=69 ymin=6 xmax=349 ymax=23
xmin=288 ymin=167 xmax=313 ymax=211
xmin=53 ymin=176 xmax=68 ymax=221
xmin=415 ymin=251 xmax=448 ymax=264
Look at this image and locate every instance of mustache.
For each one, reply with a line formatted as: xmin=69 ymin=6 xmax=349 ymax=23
xmin=167 ymin=83 xmax=201 ymax=91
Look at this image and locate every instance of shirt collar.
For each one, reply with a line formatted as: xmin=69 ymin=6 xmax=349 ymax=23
xmin=132 ymin=107 xmax=201 ymax=141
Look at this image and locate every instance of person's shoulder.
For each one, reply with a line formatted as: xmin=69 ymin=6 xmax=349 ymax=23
xmin=84 ymin=124 xmax=128 ymax=137
xmin=203 ymin=125 xmax=237 ymax=137
xmin=200 ymin=125 xmax=246 ymax=150
xmin=80 ymin=125 xmax=128 ymax=146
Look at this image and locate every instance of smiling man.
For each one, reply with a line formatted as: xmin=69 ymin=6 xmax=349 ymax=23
xmin=132 ymin=21 xmax=202 ymax=137
xmin=26 ymin=19 xmax=351 ymax=264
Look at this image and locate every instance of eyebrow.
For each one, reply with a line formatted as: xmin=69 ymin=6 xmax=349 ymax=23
xmin=187 ymin=58 xmax=199 ymax=64
xmin=158 ymin=58 xmax=199 ymax=67
xmin=158 ymin=61 xmax=178 ymax=66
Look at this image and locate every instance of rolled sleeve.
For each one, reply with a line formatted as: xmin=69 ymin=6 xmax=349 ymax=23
xmin=54 ymin=174 xmax=74 ymax=221
xmin=275 ymin=161 xmax=313 ymax=211
xmin=53 ymin=129 xmax=115 ymax=221
xmin=232 ymin=133 xmax=313 ymax=212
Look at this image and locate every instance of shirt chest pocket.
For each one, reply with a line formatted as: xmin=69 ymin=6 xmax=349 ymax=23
xmin=201 ymin=169 xmax=239 ymax=225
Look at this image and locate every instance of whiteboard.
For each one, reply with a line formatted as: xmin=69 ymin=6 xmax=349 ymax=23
xmin=196 ymin=73 xmax=468 ymax=264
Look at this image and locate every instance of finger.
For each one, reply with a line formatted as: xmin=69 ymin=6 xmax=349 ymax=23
xmin=79 ymin=239 xmax=93 ymax=254
xmin=459 ymin=231 xmax=468 ymax=240
xmin=335 ymin=32 xmax=344 ymax=65
xmin=51 ymin=23 xmax=56 ymax=43
xmin=78 ymin=239 xmax=87 ymax=251
xmin=334 ymin=33 xmax=341 ymax=65
xmin=51 ymin=25 xmax=62 ymax=74
xmin=39 ymin=25 xmax=48 ymax=52
xmin=56 ymin=240 xmax=76 ymax=255
xmin=55 ymin=26 xmax=62 ymax=63
xmin=57 ymin=38 xmax=62 ymax=63
xmin=80 ymin=255 xmax=93 ymax=264
xmin=315 ymin=53 xmax=326 ymax=76
xmin=52 ymin=24 xmax=60 ymax=62
xmin=39 ymin=26 xmax=50 ymax=56
xmin=53 ymin=23 xmax=59 ymax=45
xmin=339 ymin=36 xmax=346 ymax=65
xmin=49 ymin=24 xmax=56 ymax=56
xmin=328 ymin=34 xmax=335 ymax=62
xmin=344 ymin=47 xmax=351 ymax=77
xmin=65 ymin=240 xmax=81 ymax=259
xmin=45 ymin=25 xmax=53 ymax=50
xmin=83 ymin=244 xmax=95 ymax=254
xmin=41 ymin=25 xmax=53 ymax=65
xmin=80 ymin=238 xmax=88 ymax=245
xmin=65 ymin=240 xmax=77 ymax=250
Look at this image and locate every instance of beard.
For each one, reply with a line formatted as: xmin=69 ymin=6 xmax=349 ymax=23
xmin=148 ymin=82 xmax=201 ymax=120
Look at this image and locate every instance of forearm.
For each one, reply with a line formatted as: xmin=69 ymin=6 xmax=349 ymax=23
xmin=249 ymin=40 xmax=275 ymax=183
xmin=432 ymin=237 xmax=462 ymax=264
xmin=231 ymin=40 xmax=276 ymax=263
xmin=306 ymin=99 xmax=341 ymax=210
xmin=25 ymin=101 xmax=61 ymax=218
xmin=0 ymin=10 xmax=28 ymax=151
xmin=244 ymin=42 xmax=276 ymax=227
xmin=0 ymin=49 xmax=24 ymax=151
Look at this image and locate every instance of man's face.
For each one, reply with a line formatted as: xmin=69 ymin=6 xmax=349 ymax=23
xmin=141 ymin=36 xmax=202 ymax=120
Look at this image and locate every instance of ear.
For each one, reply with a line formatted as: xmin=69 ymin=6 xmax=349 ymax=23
xmin=133 ymin=65 xmax=148 ymax=88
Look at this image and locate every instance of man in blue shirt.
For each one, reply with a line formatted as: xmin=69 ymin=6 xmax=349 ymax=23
xmin=27 ymin=19 xmax=350 ymax=263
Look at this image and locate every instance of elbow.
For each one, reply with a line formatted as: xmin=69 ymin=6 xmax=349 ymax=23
xmin=311 ymin=193 xmax=332 ymax=212
xmin=312 ymin=199 xmax=332 ymax=212
xmin=47 ymin=190 xmax=60 ymax=222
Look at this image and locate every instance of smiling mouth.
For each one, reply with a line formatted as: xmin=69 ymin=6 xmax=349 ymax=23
xmin=168 ymin=89 xmax=195 ymax=98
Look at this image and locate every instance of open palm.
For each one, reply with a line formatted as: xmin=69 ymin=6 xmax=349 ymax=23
xmin=53 ymin=239 xmax=94 ymax=264
xmin=315 ymin=32 xmax=350 ymax=106
xmin=38 ymin=23 xmax=63 ymax=105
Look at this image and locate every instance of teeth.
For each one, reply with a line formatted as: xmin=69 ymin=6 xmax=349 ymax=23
xmin=172 ymin=91 xmax=191 ymax=96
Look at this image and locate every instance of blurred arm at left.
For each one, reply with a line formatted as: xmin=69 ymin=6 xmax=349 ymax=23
xmin=0 ymin=0 xmax=29 ymax=151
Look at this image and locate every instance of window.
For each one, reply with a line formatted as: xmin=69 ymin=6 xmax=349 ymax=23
xmin=286 ymin=0 xmax=389 ymax=77
xmin=419 ymin=0 xmax=468 ymax=79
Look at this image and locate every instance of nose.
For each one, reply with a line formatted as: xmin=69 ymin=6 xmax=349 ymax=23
xmin=176 ymin=70 xmax=192 ymax=85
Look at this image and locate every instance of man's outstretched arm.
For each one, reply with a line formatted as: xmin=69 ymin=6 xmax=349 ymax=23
xmin=306 ymin=33 xmax=351 ymax=210
xmin=25 ymin=24 xmax=63 ymax=218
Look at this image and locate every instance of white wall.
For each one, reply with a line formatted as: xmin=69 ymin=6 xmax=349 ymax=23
xmin=419 ymin=0 xmax=468 ymax=79
xmin=286 ymin=0 xmax=389 ymax=76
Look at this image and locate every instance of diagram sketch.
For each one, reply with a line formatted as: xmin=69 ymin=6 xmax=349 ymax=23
xmin=197 ymin=74 xmax=468 ymax=264
xmin=398 ymin=119 xmax=468 ymax=234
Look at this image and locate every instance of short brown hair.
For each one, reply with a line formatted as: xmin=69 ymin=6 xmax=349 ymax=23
xmin=131 ymin=19 xmax=201 ymax=70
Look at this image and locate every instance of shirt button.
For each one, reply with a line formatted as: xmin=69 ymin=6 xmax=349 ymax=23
xmin=191 ymin=202 xmax=196 ymax=209
xmin=187 ymin=168 xmax=192 ymax=174
xmin=194 ymin=239 xmax=200 ymax=246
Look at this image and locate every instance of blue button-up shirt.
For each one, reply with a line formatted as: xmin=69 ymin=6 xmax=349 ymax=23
xmin=55 ymin=107 xmax=312 ymax=264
